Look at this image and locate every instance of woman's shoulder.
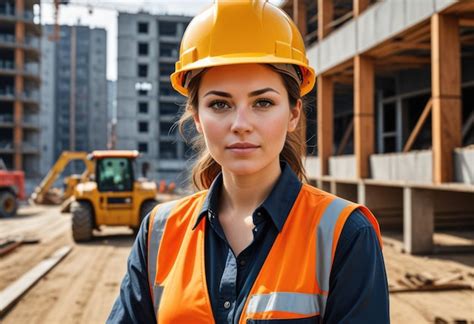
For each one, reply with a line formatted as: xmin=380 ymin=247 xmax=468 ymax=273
xmin=148 ymin=190 xmax=209 ymax=225
xmin=154 ymin=190 xmax=208 ymax=211
xmin=299 ymin=183 xmax=375 ymax=230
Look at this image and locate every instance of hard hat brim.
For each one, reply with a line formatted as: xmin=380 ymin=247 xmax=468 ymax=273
xmin=170 ymin=55 xmax=316 ymax=97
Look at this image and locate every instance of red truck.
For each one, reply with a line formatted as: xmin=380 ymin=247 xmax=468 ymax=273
xmin=0 ymin=161 xmax=25 ymax=217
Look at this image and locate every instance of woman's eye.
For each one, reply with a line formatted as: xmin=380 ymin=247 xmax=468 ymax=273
xmin=254 ymin=99 xmax=274 ymax=108
xmin=209 ymin=100 xmax=231 ymax=110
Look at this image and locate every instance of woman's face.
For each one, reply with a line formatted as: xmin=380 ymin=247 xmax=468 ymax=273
xmin=194 ymin=63 xmax=301 ymax=177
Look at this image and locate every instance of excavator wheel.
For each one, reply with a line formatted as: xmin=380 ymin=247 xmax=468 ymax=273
xmin=0 ymin=191 xmax=17 ymax=218
xmin=71 ymin=201 xmax=93 ymax=242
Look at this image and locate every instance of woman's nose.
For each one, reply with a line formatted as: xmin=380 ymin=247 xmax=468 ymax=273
xmin=230 ymin=106 xmax=253 ymax=134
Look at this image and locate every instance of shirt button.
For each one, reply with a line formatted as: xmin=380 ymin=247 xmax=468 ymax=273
xmin=239 ymin=259 xmax=246 ymax=266
xmin=256 ymin=211 xmax=262 ymax=217
xmin=224 ymin=301 xmax=231 ymax=309
xmin=253 ymin=228 xmax=258 ymax=232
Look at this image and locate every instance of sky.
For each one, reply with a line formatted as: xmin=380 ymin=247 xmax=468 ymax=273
xmin=40 ymin=0 xmax=284 ymax=81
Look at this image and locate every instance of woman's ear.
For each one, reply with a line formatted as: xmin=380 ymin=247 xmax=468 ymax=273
xmin=193 ymin=112 xmax=203 ymax=133
xmin=288 ymin=99 xmax=302 ymax=132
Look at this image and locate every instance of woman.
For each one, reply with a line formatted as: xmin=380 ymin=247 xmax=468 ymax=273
xmin=108 ymin=1 xmax=389 ymax=323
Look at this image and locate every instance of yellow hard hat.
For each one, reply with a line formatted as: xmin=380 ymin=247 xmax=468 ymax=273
xmin=170 ymin=0 xmax=316 ymax=97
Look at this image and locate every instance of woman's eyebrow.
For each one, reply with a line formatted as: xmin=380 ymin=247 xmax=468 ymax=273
xmin=204 ymin=90 xmax=232 ymax=98
xmin=203 ymin=88 xmax=280 ymax=98
xmin=248 ymin=87 xmax=280 ymax=97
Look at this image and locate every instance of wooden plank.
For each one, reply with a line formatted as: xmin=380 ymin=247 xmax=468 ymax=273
xmin=462 ymin=112 xmax=474 ymax=140
xmin=293 ymin=0 xmax=307 ymax=37
xmin=0 ymin=240 xmax=21 ymax=256
xmin=431 ymin=14 xmax=462 ymax=183
xmin=336 ymin=119 xmax=354 ymax=155
xmin=324 ymin=58 xmax=353 ymax=76
xmin=405 ymin=23 xmax=431 ymax=43
xmin=332 ymin=75 xmax=353 ymax=85
xmin=318 ymin=0 xmax=333 ymax=41
xmin=403 ymin=99 xmax=432 ymax=152
xmin=384 ymin=55 xmax=431 ymax=65
xmin=354 ymin=55 xmax=374 ymax=179
xmin=390 ymin=282 xmax=473 ymax=293
xmin=0 ymin=245 xmax=72 ymax=316
xmin=317 ymin=75 xmax=334 ymax=176
xmin=371 ymin=42 xmax=431 ymax=58
xmin=459 ymin=18 xmax=474 ymax=27
xmin=353 ymin=0 xmax=370 ymax=17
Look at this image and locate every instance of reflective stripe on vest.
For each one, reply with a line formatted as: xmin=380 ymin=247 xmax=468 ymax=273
xmin=247 ymin=292 xmax=321 ymax=316
xmin=147 ymin=200 xmax=179 ymax=315
xmin=316 ymin=197 xmax=352 ymax=318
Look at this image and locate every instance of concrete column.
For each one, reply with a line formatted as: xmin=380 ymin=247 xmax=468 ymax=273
xmin=357 ymin=182 xmax=366 ymax=205
xmin=431 ymin=14 xmax=462 ymax=183
xmin=403 ymin=188 xmax=434 ymax=254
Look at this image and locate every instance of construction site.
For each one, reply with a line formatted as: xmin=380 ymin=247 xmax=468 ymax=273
xmin=1 ymin=0 xmax=473 ymax=323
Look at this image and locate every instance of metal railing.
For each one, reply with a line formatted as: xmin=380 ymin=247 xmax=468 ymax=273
xmin=0 ymin=115 xmax=14 ymax=123
xmin=0 ymin=60 xmax=15 ymax=70
xmin=0 ymin=3 xmax=15 ymax=17
xmin=24 ymin=36 xmax=39 ymax=48
xmin=0 ymin=34 xmax=40 ymax=49
xmin=24 ymin=10 xmax=34 ymax=20
xmin=22 ymin=142 xmax=39 ymax=151
xmin=0 ymin=33 xmax=15 ymax=44
xmin=0 ymin=141 xmax=13 ymax=150
xmin=24 ymin=63 xmax=39 ymax=75
xmin=22 ymin=90 xmax=39 ymax=101
xmin=0 ymin=5 xmax=36 ymax=21
xmin=0 ymin=86 xmax=15 ymax=96
xmin=23 ymin=115 xmax=38 ymax=124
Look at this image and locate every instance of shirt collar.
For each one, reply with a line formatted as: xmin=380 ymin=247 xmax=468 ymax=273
xmin=192 ymin=162 xmax=302 ymax=232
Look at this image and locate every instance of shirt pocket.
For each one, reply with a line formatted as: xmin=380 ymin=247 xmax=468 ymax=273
xmin=247 ymin=315 xmax=321 ymax=323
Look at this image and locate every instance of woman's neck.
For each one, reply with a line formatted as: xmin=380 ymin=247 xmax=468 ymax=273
xmin=219 ymin=160 xmax=281 ymax=218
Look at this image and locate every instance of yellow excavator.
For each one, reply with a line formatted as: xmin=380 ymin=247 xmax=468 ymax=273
xmin=32 ymin=150 xmax=159 ymax=242
xmin=31 ymin=151 xmax=94 ymax=206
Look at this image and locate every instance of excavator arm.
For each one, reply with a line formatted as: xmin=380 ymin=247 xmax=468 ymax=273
xmin=31 ymin=151 xmax=94 ymax=204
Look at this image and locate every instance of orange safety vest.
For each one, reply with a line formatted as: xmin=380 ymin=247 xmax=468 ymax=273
xmin=147 ymin=184 xmax=382 ymax=323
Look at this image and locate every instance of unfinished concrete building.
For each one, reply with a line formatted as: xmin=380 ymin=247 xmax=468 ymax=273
xmin=0 ymin=0 xmax=41 ymax=189
xmin=283 ymin=0 xmax=474 ymax=254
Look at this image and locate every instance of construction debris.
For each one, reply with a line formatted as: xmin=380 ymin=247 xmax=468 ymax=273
xmin=0 ymin=245 xmax=72 ymax=316
xmin=0 ymin=236 xmax=40 ymax=257
xmin=389 ymin=270 xmax=474 ymax=293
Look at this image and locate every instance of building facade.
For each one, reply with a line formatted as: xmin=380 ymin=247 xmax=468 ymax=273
xmin=283 ymin=0 xmax=474 ymax=254
xmin=0 ymin=0 xmax=41 ymax=191
xmin=117 ymin=12 xmax=192 ymax=184
xmin=107 ymin=80 xmax=117 ymax=149
xmin=39 ymin=24 xmax=108 ymax=176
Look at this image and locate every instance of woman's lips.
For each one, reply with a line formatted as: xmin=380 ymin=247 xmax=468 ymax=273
xmin=226 ymin=142 xmax=260 ymax=153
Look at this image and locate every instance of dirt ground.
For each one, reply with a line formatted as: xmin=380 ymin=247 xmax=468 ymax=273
xmin=1 ymin=205 xmax=473 ymax=323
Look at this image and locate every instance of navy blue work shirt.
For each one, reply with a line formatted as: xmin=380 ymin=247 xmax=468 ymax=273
xmin=107 ymin=163 xmax=390 ymax=323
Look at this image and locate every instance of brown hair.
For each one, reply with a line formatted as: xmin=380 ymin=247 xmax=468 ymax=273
xmin=178 ymin=65 xmax=308 ymax=190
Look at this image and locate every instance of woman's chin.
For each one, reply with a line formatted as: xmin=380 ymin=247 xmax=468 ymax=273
xmin=221 ymin=160 xmax=262 ymax=176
